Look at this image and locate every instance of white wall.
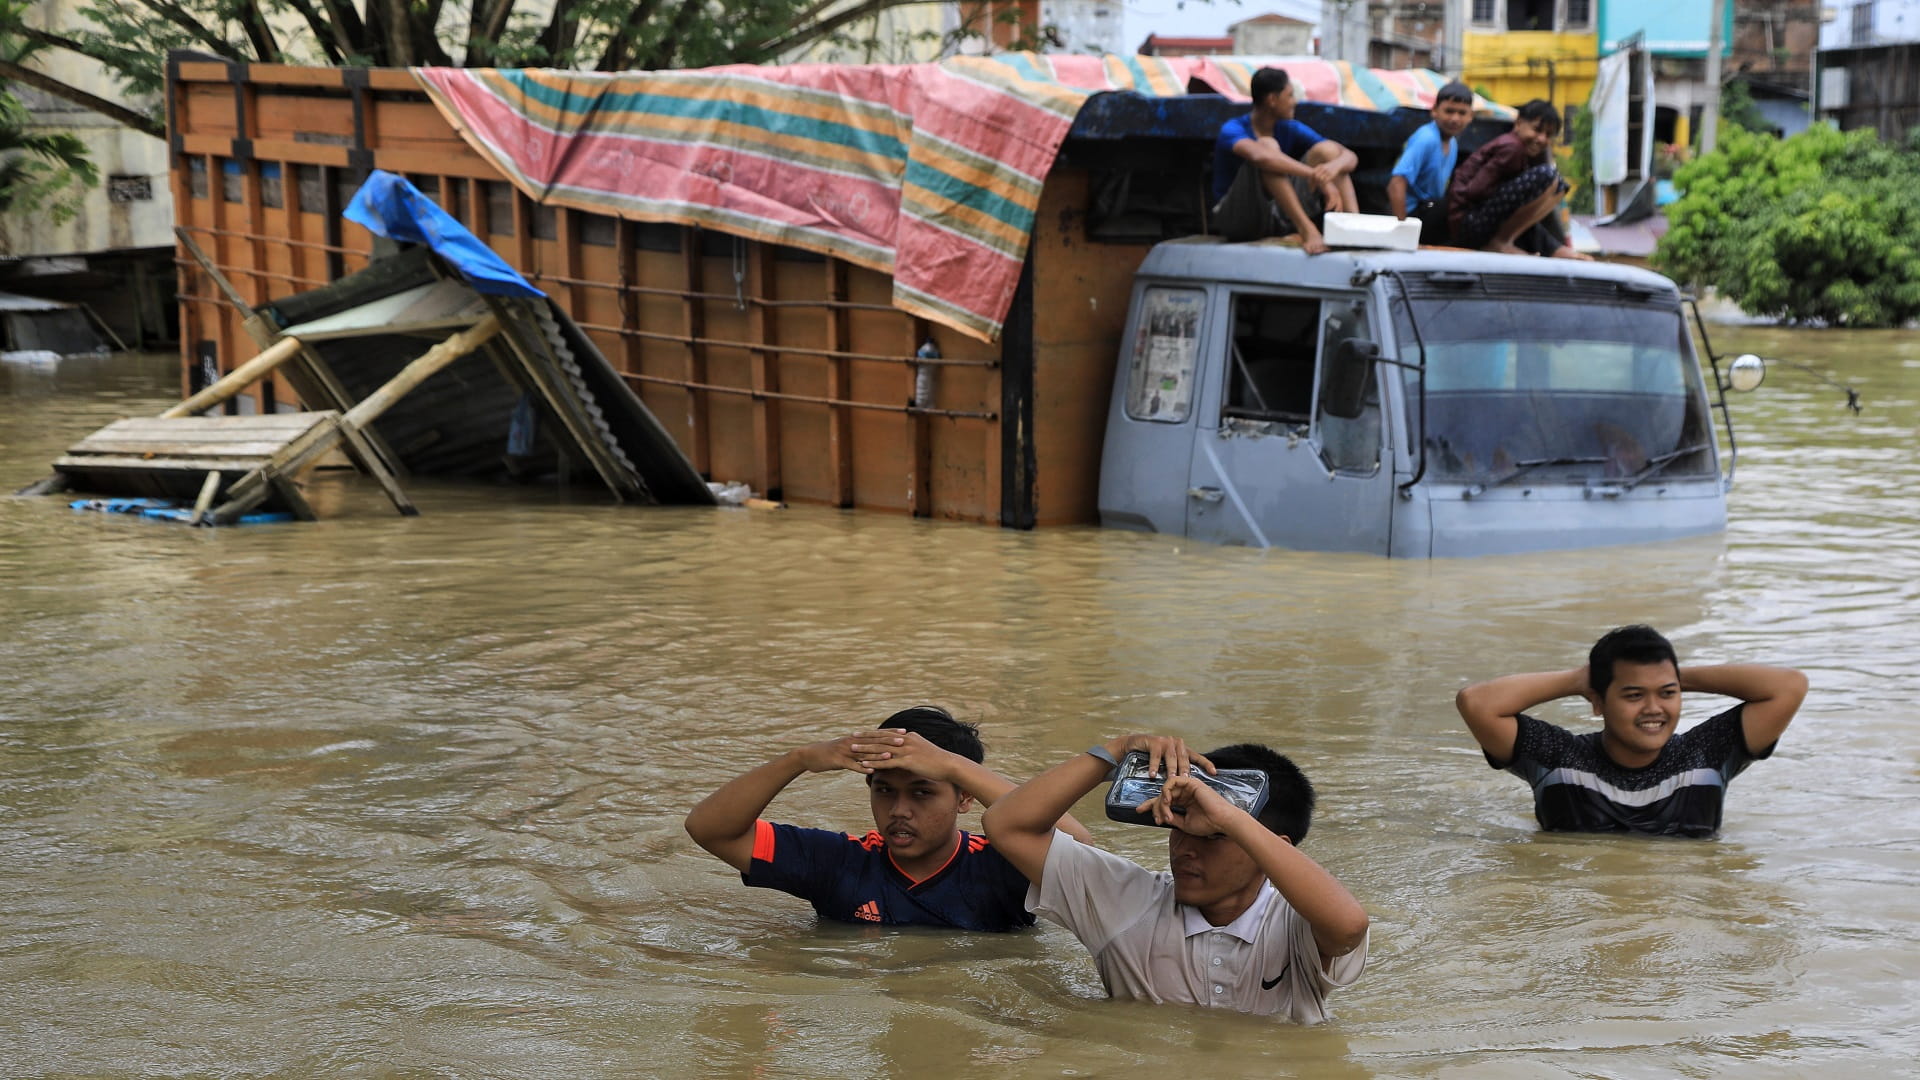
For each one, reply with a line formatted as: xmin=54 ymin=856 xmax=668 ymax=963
xmin=1818 ymin=0 xmax=1920 ymax=48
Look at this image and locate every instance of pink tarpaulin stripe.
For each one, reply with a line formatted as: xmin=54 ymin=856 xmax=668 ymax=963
xmin=559 ymin=132 xmax=902 ymax=251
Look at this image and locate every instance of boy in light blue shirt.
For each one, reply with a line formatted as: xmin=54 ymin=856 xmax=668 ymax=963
xmin=1388 ymin=81 xmax=1474 ymax=245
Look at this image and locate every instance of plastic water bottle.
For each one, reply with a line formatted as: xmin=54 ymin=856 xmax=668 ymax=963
xmin=914 ymin=339 xmax=939 ymax=408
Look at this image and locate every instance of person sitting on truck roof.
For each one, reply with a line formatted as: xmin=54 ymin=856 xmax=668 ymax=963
xmin=1445 ymin=99 xmax=1590 ymax=259
xmin=1455 ymin=625 xmax=1809 ymax=837
xmin=982 ymin=734 xmax=1369 ymax=1022
xmin=1210 ymin=66 xmax=1360 ymax=255
xmin=1388 ymin=81 xmax=1475 ymax=245
xmin=683 ymin=706 xmax=1092 ymax=931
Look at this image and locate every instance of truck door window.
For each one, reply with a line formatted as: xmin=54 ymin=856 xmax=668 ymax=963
xmin=1224 ymin=296 xmax=1318 ymax=425
xmin=1317 ymin=301 xmax=1381 ymax=474
xmin=1124 ymin=287 xmax=1205 ymax=423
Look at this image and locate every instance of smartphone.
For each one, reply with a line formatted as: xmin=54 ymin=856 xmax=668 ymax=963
xmin=1104 ymin=750 xmax=1270 ymax=828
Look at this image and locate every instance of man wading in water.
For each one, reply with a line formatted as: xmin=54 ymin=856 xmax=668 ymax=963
xmin=1456 ymin=625 xmax=1808 ymax=837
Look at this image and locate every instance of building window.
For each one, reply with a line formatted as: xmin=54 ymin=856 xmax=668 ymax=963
xmin=1565 ymin=0 xmax=1591 ymax=27
xmin=1508 ymin=0 xmax=1554 ymax=31
xmin=1472 ymin=0 xmax=1498 ymax=24
xmin=1852 ymin=1 xmax=1875 ymax=46
xmin=107 ymin=175 xmax=153 ymax=203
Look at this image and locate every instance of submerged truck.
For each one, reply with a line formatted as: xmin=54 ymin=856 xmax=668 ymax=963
xmin=1100 ymin=241 xmax=1761 ymax=557
xmin=161 ymin=56 xmax=1761 ymax=556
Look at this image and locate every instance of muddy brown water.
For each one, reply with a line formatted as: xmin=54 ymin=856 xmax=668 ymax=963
xmin=2 ymin=329 xmax=1916 ymax=1077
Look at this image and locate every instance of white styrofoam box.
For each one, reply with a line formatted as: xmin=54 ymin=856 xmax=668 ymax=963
xmin=1322 ymin=212 xmax=1422 ymax=252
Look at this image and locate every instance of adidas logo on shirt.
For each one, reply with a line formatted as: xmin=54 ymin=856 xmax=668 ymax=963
xmin=854 ymin=900 xmax=882 ymax=922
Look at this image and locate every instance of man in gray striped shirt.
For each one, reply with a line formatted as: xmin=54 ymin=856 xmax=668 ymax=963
xmin=1455 ymin=625 xmax=1809 ymax=837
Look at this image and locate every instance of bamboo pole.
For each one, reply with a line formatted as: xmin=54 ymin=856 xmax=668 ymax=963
xmin=343 ymin=315 xmax=502 ymax=429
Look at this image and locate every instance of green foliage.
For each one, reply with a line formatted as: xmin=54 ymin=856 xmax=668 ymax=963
xmin=1655 ymin=124 xmax=1920 ymax=327
xmin=0 ymin=90 xmax=100 ymax=223
xmin=1566 ymin=104 xmax=1594 ymax=214
xmin=1719 ymin=78 xmax=1774 ymax=136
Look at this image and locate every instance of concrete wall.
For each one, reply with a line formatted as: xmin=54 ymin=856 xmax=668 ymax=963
xmin=1 ymin=0 xmax=169 ymax=258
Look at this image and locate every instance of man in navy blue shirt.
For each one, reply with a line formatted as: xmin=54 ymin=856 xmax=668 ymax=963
xmin=1456 ymin=625 xmax=1809 ymax=837
xmin=1388 ymin=80 xmax=1474 ymax=245
xmin=684 ymin=707 xmax=1091 ymax=931
xmin=1211 ymin=66 xmax=1358 ymax=253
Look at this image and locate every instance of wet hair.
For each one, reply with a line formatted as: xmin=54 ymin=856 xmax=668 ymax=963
xmin=882 ymin=705 xmax=984 ymax=763
xmin=1588 ymin=625 xmax=1680 ymax=698
xmin=1435 ymin=81 xmax=1474 ymax=107
xmin=1515 ymin=99 xmax=1561 ymax=135
xmin=1204 ymin=743 xmax=1315 ymax=843
xmin=1250 ymin=67 xmax=1291 ymax=104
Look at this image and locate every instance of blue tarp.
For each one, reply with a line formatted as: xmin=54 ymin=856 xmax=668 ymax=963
xmin=344 ymin=171 xmax=544 ymax=298
xmin=70 ymin=497 xmax=293 ymax=525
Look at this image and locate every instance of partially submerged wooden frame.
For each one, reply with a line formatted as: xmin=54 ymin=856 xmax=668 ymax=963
xmin=32 ymin=313 xmax=503 ymax=524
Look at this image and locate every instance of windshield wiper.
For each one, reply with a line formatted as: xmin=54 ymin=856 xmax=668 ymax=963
xmin=1465 ymin=455 xmax=1610 ymax=496
xmin=1616 ymin=443 xmax=1712 ymax=492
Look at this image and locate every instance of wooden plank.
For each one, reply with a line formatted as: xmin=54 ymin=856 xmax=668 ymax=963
xmin=267 ymin=469 xmax=319 ymax=521
xmin=683 ymin=233 xmax=712 ymax=476
xmin=68 ymin=440 xmax=305 ymax=458
xmin=747 ymin=242 xmax=782 ymax=499
xmin=334 ymin=417 xmax=419 ymax=516
xmin=54 ymin=455 xmax=274 ymax=473
xmin=189 ymin=471 xmax=221 ymax=526
xmin=82 ymin=414 xmax=328 ymax=436
xmin=824 ymin=257 xmax=854 ymax=507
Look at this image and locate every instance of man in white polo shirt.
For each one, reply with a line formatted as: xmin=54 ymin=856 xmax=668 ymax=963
xmin=982 ymin=735 xmax=1368 ymax=1022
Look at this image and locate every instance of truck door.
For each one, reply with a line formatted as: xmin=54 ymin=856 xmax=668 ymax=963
xmin=1183 ymin=291 xmax=1393 ymax=553
xmin=1097 ymin=285 xmax=1211 ymax=536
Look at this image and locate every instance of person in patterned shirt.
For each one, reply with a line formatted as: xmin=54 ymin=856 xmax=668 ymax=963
xmin=683 ymin=707 xmax=1091 ymax=931
xmin=1455 ymin=625 xmax=1809 ymax=837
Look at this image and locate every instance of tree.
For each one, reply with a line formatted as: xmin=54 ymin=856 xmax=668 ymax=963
xmin=0 ymin=0 xmax=99 ymax=222
xmin=0 ymin=1 xmax=1048 ymax=139
xmin=1655 ymin=124 xmax=1920 ymax=327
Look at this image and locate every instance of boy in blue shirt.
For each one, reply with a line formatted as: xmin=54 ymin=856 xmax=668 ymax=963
xmin=1211 ymin=67 xmax=1359 ymax=254
xmin=1388 ymin=81 xmax=1475 ymax=245
xmin=683 ymin=706 xmax=1091 ymax=931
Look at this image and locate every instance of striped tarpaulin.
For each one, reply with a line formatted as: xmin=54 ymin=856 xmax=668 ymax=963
xmin=414 ymin=55 xmax=1507 ymax=342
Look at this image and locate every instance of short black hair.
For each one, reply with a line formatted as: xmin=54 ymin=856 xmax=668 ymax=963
xmin=1588 ymin=625 xmax=1680 ymax=698
xmin=882 ymin=705 xmax=984 ymax=763
xmin=1250 ymin=66 xmax=1291 ymax=104
xmin=1436 ymin=81 xmax=1474 ymax=107
xmin=1515 ymin=98 xmax=1561 ymax=134
xmin=1204 ymin=743 xmax=1315 ymax=843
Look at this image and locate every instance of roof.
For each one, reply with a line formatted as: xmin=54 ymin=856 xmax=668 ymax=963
xmin=1230 ymin=13 xmax=1312 ymax=27
xmin=0 ymin=290 xmax=78 ymax=313
xmin=1141 ymin=34 xmax=1234 ymax=50
xmin=1136 ymin=237 xmax=1684 ymax=296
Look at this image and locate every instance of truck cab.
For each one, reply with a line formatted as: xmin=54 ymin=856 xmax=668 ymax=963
xmin=1098 ymin=240 xmax=1736 ymax=557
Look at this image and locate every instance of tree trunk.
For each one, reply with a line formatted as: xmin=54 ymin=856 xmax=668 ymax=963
xmin=0 ymin=58 xmax=164 ymax=140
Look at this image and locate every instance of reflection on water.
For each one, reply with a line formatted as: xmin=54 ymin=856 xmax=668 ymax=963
xmin=3 ymin=332 xmax=1918 ymax=1076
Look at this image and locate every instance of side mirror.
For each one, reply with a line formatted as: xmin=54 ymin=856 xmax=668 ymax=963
xmin=1727 ymin=353 xmax=1765 ymax=392
xmin=1322 ymin=339 xmax=1379 ymax=420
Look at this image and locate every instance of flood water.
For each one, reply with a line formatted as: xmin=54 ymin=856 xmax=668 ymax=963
xmin=3 ymin=329 xmax=1917 ymax=1077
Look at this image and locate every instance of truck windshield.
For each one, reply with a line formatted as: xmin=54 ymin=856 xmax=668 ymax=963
xmin=1397 ymin=297 xmax=1715 ymax=485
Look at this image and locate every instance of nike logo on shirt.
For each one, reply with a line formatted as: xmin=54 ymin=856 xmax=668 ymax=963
xmin=1261 ymin=962 xmax=1290 ymax=990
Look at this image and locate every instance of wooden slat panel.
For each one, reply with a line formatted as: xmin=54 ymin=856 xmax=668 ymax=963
xmin=54 ymin=455 xmax=275 ymax=473
xmin=249 ymin=140 xmax=353 ymax=168
xmin=66 ymin=441 xmax=300 ymax=458
xmin=254 ymin=96 xmax=354 ymax=140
